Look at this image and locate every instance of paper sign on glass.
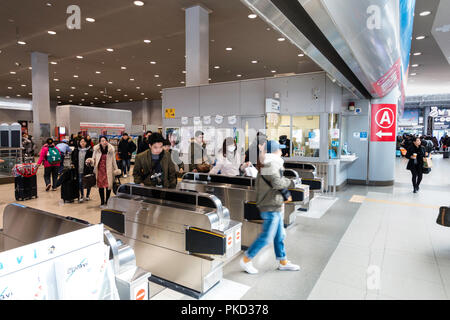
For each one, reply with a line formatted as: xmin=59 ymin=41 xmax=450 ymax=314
xmin=215 ymin=115 xmax=223 ymax=124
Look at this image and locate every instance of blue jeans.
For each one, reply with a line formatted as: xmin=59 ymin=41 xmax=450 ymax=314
xmin=245 ymin=211 xmax=287 ymax=261
xmin=122 ymin=159 xmax=131 ymax=175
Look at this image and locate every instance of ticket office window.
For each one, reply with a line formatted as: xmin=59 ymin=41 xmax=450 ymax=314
xmin=266 ymin=114 xmax=291 ymax=157
xmin=292 ymin=115 xmax=321 ymax=158
xmin=328 ymin=114 xmax=341 ymax=159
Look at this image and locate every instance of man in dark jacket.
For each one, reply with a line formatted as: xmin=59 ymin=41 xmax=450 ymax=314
xmin=118 ymin=133 xmax=136 ymax=178
xmin=133 ymin=133 xmax=177 ymax=188
xmin=188 ymin=131 xmax=211 ymax=172
xmin=137 ymin=131 xmax=152 ymax=154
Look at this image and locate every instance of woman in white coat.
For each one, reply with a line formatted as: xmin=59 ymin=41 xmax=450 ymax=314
xmin=86 ymin=136 xmax=121 ymax=208
xmin=209 ymin=137 xmax=243 ymax=176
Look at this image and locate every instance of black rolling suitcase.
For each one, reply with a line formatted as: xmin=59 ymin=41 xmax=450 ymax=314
xmin=59 ymin=167 xmax=79 ymax=203
xmin=15 ymin=175 xmax=38 ymax=201
xmin=444 ymin=151 xmax=449 ymax=159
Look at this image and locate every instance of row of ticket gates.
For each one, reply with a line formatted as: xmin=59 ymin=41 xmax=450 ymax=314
xmin=0 ymin=163 xmax=325 ymax=299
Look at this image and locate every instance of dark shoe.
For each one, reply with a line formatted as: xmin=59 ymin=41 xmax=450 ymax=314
xmin=413 ymin=188 xmax=417 ymax=193
xmin=46 ymin=184 xmax=51 ymax=191
xmin=416 ymin=186 xmax=420 ymax=191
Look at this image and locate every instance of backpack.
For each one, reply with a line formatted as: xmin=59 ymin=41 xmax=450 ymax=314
xmin=47 ymin=146 xmax=61 ymax=164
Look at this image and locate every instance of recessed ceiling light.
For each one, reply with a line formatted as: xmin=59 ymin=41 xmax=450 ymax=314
xmin=7 ymin=87 xmax=12 ymax=89
xmin=121 ymin=66 xmax=127 ymax=70
xmin=28 ymin=93 xmax=32 ymax=95
xmin=144 ymin=40 xmax=151 ymax=43
xmin=136 ymin=86 xmax=140 ymax=89
xmin=28 ymin=67 xmax=32 ymax=70
xmin=415 ymin=36 xmax=426 ymax=40
xmin=70 ymin=94 xmax=74 ymax=97
xmin=46 ymin=3 xmax=52 ymax=7
xmin=251 ymin=60 xmax=258 ymax=64
xmin=94 ymin=97 xmax=98 ymax=100
xmin=76 ymin=55 xmax=83 ymax=59
xmin=419 ymin=11 xmax=431 ymax=16
xmin=130 ymin=78 xmax=135 ymax=81
xmin=413 ymin=52 xmax=422 ymax=56
xmin=21 ymin=84 xmax=26 ymax=87
xmin=214 ymin=66 xmax=220 ymax=69
xmin=108 ymin=81 xmax=113 ymax=84
xmin=141 ymin=93 xmax=145 ymax=95
xmin=16 ymin=94 xmax=21 ymax=97
xmin=17 ymin=41 xmax=26 ymax=45
xmin=182 ymin=70 xmax=186 ymax=74
xmin=411 ymin=73 xmax=417 ymax=76
xmin=157 ymin=84 xmax=161 ymax=87
xmin=57 ymin=96 xmax=61 ymax=98
xmin=115 ymin=100 xmax=119 ymax=102
xmin=134 ymin=1 xmax=144 ymax=6
xmin=69 ymin=100 xmax=73 ymax=102
xmin=71 ymin=87 xmax=76 ymax=89
xmin=271 ymin=70 xmax=277 ymax=73
xmin=53 ymin=78 xmax=59 ymax=81
xmin=86 ymin=17 xmax=95 ymax=22
xmin=150 ymin=61 xmax=156 ymax=64
xmin=180 ymin=81 xmax=185 ymax=84
xmin=154 ymin=74 xmax=159 ymax=78
xmin=47 ymin=31 xmax=56 ymax=35
xmin=298 ymin=53 xmax=304 ymax=57
xmin=277 ymin=37 xmax=285 ymax=42
xmin=10 ymin=71 xmax=16 ymax=74
xmin=50 ymin=61 xmax=57 ymax=65
xmin=129 ymin=99 xmax=133 ymax=101
xmin=226 ymin=47 xmax=233 ymax=51
xmin=100 ymin=91 xmax=104 ymax=94
xmin=412 ymin=64 xmax=419 ymax=67
xmin=81 ymin=99 xmax=85 ymax=101
xmin=124 ymin=94 xmax=128 ymax=97
xmin=236 ymin=74 xmax=242 ymax=77
xmin=117 ymin=89 xmax=121 ymax=91
xmin=208 ymin=78 xmax=211 ymax=81
xmin=88 ymin=84 xmax=93 ymax=87
xmin=106 ymin=48 xmax=114 ymax=52
xmin=84 ymin=93 xmax=88 ymax=95
xmin=95 ymin=71 xmax=101 ymax=74
xmin=248 ymin=14 xmax=257 ymax=19
xmin=55 ymin=88 xmax=60 ymax=91
xmin=73 ymin=75 xmax=78 ymax=78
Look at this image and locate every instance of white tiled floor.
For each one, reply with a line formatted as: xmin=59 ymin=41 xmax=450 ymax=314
xmin=308 ymin=155 xmax=450 ymax=300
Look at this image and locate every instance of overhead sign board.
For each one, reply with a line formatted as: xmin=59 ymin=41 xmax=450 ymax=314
xmin=370 ymin=104 xmax=397 ymax=142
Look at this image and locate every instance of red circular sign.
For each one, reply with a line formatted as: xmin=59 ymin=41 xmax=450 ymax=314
xmin=375 ymin=108 xmax=395 ymax=129
xmin=136 ymin=289 xmax=146 ymax=300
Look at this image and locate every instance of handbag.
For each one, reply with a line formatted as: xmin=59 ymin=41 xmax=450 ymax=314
xmin=82 ymin=165 xmax=96 ymax=188
xmin=423 ymin=157 xmax=432 ymax=168
xmin=113 ymin=177 xmax=121 ymax=195
xmin=436 ymin=207 xmax=450 ymax=227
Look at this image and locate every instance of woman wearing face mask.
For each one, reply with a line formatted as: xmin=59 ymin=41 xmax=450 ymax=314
xmin=86 ymin=136 xmax=121 ymax=208
xmin=71 ymin=137 xmax=93 ymax=203
xmin=209 ymin=137 xmax=242 ymax=176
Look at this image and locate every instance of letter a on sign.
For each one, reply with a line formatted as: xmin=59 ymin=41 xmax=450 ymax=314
xmin=370 ymin=104 xmax=397 ymax=142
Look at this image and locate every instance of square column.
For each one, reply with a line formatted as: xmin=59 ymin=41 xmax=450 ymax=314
xmin=31 ymin=52 xmax=51 ymax=145
xmin=185 ymin=5 xmax=211 ymax=87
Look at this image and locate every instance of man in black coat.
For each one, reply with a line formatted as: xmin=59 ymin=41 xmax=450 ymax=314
xmin=118 ymin=133 xmax=136 ymax=177
xmin=406 ymin=137 xmax=429 ymax=193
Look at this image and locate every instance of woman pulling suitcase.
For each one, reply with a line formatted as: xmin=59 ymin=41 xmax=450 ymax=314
xmin=71 ymin=137 xmax=93 ymax=203
xmin=86 ymin=136 xmax=121 ymax=208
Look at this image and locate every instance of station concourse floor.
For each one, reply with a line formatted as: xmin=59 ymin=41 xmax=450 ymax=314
xmin=1 ymin=155 xmax=449 ymax=300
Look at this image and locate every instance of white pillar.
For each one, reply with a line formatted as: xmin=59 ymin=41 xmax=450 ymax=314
xmin=31 ymin=52 xmax=51 ymax=145
xmin=185 ymin=5 xmax=210 ymax=87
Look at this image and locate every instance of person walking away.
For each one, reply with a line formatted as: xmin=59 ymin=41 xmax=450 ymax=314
xmin=118 ymin=133 xmax=136 ymax=178
xmin=22 ymin=133 xmax=33 ymax=157
xmin=56 ymin=139 xmax=72 ymax=174
xmin=406 ymin=137 xmax=428 ymax=193
xmin=188 ymin=131 xmax=211 ymax=173
xmin=240 ymin=140 xmax=300 ymax=274
xmin=71 ymin=137 xmax=93 ymax=203
xmin=86 ymin=136 xmax=121 ymax=208
xmin=37 ymin=138 xmax=61 ymax=191
xmin=133 ymin=133 xmax=177 ymax=188
xmin=209 ymin=137 xmax=242 ymax=176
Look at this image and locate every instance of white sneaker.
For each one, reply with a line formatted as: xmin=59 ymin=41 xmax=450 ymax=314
xmin=278 ymin=260 xmax=300 ymax=271
xmin=85 ymin=197 xmax=90 ymax=201
xmin=240 ymin=257 xmax=258 ymax=274
xmin=100 ymin=204 xmax=107 ymax=209
xmin=124 ymin=174 xmax=127 ymax=178
xmin=78 ymin=198 xmax=84 ymax=203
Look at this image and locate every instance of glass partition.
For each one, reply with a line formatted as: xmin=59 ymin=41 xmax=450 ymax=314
xmin=328 ymin=114 xmax=340 ymax=159
xmin=291 ymin=115 xmax=320 ymax=158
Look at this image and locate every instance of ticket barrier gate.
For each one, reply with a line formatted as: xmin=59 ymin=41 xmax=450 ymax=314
xmin=0 ymin=203 xmax=149 ymax=300
xmin=284 ymin=162 xmax=325 ymax=201
xmin=101 ymin=183 xmax=242 ymax=298
xmin=177 ymin=171 xmax=309 ymax=248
